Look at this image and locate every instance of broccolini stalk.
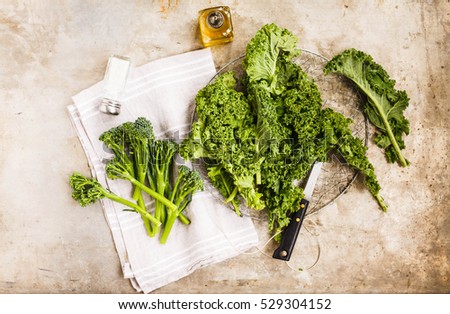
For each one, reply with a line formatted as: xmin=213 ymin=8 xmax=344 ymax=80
xmin=137 ymin=194 xmax=153 ymax=236
xmin=105 ymin=158 xmax=178 ymax=213
xmin=177 ymin=212 xmax=191 ymax=225
xmin=124 ymin=119 xmax=155 ymax=235
xmin=99 ymin=125 xmax=152 ymax=234
xmin=122 ymin=118 xmax=154 ymax=201
xmin=160 ymin=165 xmax=203 ymax=244
xmin=69 ymin=173 xmax=161 ymax=227
xmin=148 ymin=140 xmax=178 ymax=235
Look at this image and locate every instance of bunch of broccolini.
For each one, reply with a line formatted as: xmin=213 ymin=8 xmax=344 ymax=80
xmin=69 ymin=117 xmax=203 ymax=244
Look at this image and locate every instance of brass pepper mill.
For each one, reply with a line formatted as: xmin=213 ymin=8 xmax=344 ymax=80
xmin=198 ymin=6 xmax=234 ymax=47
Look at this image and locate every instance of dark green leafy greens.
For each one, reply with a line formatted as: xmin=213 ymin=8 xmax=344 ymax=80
xmin=181 ymin=24 xmax=388 ymax=240
xmin=324 ymin=48 xmax=410 ymax=167
xmin=181 ymin=72 xmax=265 ymax=213
xmin=243 ymin=23 xmax=301 ymax=95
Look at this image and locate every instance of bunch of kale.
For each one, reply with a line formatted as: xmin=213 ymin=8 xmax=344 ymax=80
xmin=181 ymin=24 xmax=388 ymax=239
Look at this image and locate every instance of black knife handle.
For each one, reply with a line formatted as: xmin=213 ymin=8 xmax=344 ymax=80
xmin=273 ymin=198 xmax=309 ymax=261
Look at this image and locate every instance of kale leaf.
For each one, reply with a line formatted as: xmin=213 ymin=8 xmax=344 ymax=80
xmin=324 ymin=48 xmax=410 ymax=166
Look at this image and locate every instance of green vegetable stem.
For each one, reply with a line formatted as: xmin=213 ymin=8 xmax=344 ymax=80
xmin=99 ymin=124 xmax=153 ymax=235
xmin=160 ymin=165 xmax=204 ymax=244
xmin=69 ymin=173 xmax=161 ymax=227
xmin=147 ymin=140 xmax=178 ymax=236
xmin=105 ymin=158 xmax=179 ymax=213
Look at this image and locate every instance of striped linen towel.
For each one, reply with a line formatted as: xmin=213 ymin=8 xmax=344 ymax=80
xmin=67 ymin=48 xmax=258 ymax=293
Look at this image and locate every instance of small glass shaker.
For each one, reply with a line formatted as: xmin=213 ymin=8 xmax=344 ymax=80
xmin=99 ymin=55 xmax=131 ymax=115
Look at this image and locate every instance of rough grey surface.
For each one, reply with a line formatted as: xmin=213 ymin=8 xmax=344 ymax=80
xmin=0 ymin=0 xmax=448 ymax=293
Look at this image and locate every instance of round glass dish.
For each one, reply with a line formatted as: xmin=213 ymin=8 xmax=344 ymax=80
xmin=191 ymin=49 xmax=368 ymax=218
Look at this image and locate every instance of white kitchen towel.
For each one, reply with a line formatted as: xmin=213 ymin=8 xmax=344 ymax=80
xmin=68 ymin=48 xmax=259 ymax=293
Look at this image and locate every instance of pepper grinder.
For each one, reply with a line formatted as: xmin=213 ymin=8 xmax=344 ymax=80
xmin=198 ymin=6 xmax=234 ymax=47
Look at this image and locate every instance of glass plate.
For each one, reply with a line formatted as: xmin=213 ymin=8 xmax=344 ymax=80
xmin=191 ymin=49 xmax=368 ymax=218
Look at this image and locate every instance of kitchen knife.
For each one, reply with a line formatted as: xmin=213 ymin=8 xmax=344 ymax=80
xmin=273 ymin=161 xmax=323 ymax=261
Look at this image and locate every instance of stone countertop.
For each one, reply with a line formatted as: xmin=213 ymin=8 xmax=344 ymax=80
xmin=0 ymin=0 xmax=448 ymax=293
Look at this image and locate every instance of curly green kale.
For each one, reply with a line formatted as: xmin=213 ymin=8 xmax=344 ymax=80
xmin=207 ymin=165 xmax=242 ymax=216
xmin=243 ymin=24 xmax=328 ymax=236
xmin=181 ymin=72 xmax=265 ymax=211
xmin=324 ymin=48 xmax=410 ymax=166
xmin=243 ymin=23 xmax=301 ymax=95
xmin=183 ymin=24 xmax=390 ymax=240
xmin=320 ymin=108 xmax=388 ymax=211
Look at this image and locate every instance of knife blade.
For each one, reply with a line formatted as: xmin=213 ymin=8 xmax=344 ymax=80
xmin=273 ymin=161 xmax=323 ymax=261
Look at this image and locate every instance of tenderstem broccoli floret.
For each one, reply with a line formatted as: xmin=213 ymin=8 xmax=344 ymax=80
xmin=100 ymin=125 xmax=154 ymax=234
xmin=69 ymin=172 xmax=161 ymax=226
xmin=121 ymin=118 xmax=153 ymax=201
xmin=99 ymin=126 xmax=135 ymax=180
